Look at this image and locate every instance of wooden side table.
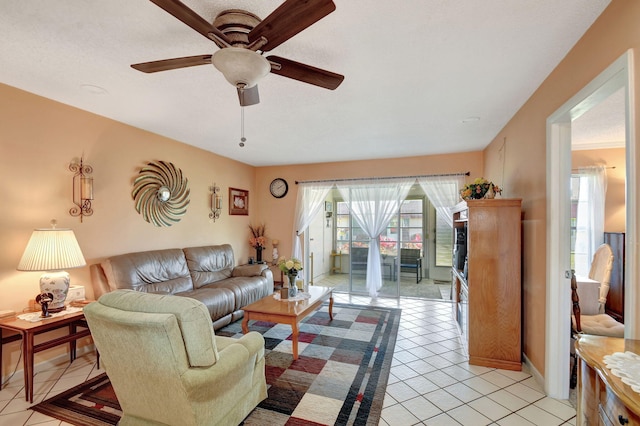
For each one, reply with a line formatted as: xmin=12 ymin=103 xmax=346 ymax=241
xmin=575 ymin=335 xmax=640 ymax=425
xmin=0 ymin=309 xmax=91 ymax=402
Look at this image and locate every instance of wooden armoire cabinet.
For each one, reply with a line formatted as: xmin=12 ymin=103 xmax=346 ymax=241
xmin=604 ymin=232 xmax=625 ymax=323
xmin=451 ymin=198 xmax=522 ymax=371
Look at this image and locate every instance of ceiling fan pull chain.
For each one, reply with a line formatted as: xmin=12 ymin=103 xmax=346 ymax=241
xmin=239 ymin=107 xmax=246 ymax=147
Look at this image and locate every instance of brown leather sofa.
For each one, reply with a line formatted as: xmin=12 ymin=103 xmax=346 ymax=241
xmin=90 ymin=244 xmax=273 ymax=330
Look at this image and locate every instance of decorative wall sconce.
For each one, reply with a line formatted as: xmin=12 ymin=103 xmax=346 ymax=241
xmin=69 ymin=158 xmax=93 ymax=222
xmin=209 ymin=183 xmax=222 ymax=221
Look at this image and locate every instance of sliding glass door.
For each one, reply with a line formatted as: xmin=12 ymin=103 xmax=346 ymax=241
xmin=335 ymin=197 xmax=426 ymax=296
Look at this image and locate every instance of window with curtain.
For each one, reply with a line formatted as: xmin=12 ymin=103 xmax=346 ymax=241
xmin=417 ymin=175 xmax=465 ymax=268
xmin=295 ymin=174 xmax=465 ymax=297
xmin=571 ymin=166 xmax=607 ymax=276
xmin=435 ymin=213 xmax=453 ymax=267
xmin=336 ymin=179 xmax=414 ymax=297
xmin=336 ymin=198 xmax=424 ymax=256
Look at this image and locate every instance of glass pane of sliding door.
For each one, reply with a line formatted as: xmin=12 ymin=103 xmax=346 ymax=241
xmin=377 ymin=215 xmax=399 ymax=297
xmin=335 ymin=201 xmax=369 ymax=293
xmin=350 ymin=216 xmax=369 ymax=293
xmin=335 ymin=197 xmax=426 ymax=296
xmin=378 ymin=198 xmax=424 ymax=297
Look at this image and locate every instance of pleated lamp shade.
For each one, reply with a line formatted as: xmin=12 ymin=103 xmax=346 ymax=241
xmin=18 ymin=225 xmax=86 ymax=312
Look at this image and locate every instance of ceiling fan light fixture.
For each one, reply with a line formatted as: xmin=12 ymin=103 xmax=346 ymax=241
xmin=212 ymin=47 xmax=270 ymax=88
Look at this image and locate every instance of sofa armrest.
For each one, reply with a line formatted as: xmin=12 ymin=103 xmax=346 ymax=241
xmin=232 ymin=264 xmax=268 ymax=277
xmin=89 ymin=264 xmax=111 ymax=298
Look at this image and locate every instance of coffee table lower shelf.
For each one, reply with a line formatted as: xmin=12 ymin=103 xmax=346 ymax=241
xmin=242 ymin=286 xmax=333 ymax=360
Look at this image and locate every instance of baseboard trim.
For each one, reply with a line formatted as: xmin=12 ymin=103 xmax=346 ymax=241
xmin=522 ymin=353 xmax=545 ymax=392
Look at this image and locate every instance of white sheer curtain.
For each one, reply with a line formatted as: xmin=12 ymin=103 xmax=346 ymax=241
xmin=574 ymin=166 xmax=607 ymax=276
xmin=292 ymin=182 xmax=334 ymax=260
xmin=417 ymin=175 xmax=466 ymax=228
xmin=336 ymin=178 xmax=414 ymax=297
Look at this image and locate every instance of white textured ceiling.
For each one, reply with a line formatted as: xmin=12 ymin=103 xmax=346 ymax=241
xmin=0 ymin=0 xmax=611 ymax=166
xmin=572 ymin=87 xmax=626 ymax=150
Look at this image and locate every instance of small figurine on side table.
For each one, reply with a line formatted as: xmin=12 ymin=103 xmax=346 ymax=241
xmin=35 ymin=292 xmax=54 ymax=318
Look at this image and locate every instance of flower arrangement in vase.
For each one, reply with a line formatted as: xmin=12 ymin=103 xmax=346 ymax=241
xmin=460 ymin=178 xmax=502 ymax=201
xmin=277 ymin=256 xmax=303 ymax=296
xmin=248 ymin=223 xmax=267 ymax=263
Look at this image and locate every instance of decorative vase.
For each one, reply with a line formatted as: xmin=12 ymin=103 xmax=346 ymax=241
xmin=287 ymin=273 xmax=298 ymax=297
xmin=486 ymin=185 xmax=495 ymax=199
xmin=256 ymin=247 xmax=263 ymax=263
xmin=39 ymin=271 xmax=70 ymax=313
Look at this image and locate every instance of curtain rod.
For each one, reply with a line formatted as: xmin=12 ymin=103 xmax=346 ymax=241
xmin=295 ymin=171 xmax=470 ymax=185
xmin=571 ymin=165 xmax=616 ymax=172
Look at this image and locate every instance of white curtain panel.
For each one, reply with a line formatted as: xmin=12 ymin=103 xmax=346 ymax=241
xmin=337 ymin=179 xmax=413 ymax=297
xmin=574 ymin=165 xmax=607 ymax=277
xmin=417 ymin=175 xmax=466 ymax=228
xmin=292 ymin=183 xmax=334 ymax=260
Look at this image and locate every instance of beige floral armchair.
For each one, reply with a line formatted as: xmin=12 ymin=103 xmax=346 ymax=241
xmin=84 ymin=290 xmax=267 ymax=426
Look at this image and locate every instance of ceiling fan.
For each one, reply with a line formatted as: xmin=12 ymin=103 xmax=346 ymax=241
xmin=131 ymin=0 xmax=344 ymax=106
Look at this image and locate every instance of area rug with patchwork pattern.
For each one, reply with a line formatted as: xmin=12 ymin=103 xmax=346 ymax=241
xmin=31 ymin=302 xmax=401 ymax=426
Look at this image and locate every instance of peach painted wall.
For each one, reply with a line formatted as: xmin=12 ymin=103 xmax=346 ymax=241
xmin=572 ymin=148 xmax=626 ymax=233
xmin=0 ymin=83 xmax=259 ymax=374
xmin=254 ymin=153 xmax=484 ymax=261
xmin=483 ymin=0 xmax=640 ymax=376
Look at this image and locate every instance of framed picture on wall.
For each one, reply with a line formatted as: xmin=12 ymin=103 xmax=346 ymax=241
xmin=325 ymin=201 xmax=333 ymax=212
xmin=229 ymin=187 xmax=249 ymax=215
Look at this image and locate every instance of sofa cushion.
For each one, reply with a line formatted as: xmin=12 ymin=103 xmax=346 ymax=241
xmin=96 ymin=290 xmax=218 ymax=367
xmin=183 ymin=245 xmax=235 ymax=289
xmin=101 ymin=248 xmax=193 ymax=294
xmin=201 ymin=276 xmax=270 ymax=311
xmin=176 ymin=288 xmax=236 ymax=321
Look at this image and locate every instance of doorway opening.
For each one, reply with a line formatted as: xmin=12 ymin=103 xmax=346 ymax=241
xmin=545 ymin=50 xmax=636 ymax=399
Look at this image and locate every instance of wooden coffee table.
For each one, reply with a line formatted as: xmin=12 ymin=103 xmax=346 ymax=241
xmin=242 ymin=286 xmax=333 ymax=360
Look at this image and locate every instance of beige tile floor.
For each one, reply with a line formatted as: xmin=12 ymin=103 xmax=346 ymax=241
xmin=0 ymin=294 xmax=576 ymax=425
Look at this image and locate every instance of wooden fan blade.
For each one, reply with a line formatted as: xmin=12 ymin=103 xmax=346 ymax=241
xmin=131 ymin=55 xmax=212 ymax=73
xmin=267 ymin=56 xmax=344 ymax=90
xmin=149 ymin=0 xmax=229 ymax=46
xmin=237 ymin=85 xmax=260 ymax=106
xmin=249 ymin=0 xmax=336 ymax=52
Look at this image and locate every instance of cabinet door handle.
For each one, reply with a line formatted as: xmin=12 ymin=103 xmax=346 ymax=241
xmin=619 ymin=414 xmax=629 ymax=424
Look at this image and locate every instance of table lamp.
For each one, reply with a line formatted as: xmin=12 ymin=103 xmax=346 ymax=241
xmin=17 ymin=220 xmax=86 ymax=317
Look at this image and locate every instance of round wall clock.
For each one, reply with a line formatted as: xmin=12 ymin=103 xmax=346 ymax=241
xmin=270 ymin=178 xmax=288 ymax=198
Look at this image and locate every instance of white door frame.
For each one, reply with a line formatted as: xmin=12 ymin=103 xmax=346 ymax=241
xmin=545 ymin=50 xmax=637 ymax=399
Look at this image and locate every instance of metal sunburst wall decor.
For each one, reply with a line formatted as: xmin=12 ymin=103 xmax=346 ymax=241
xmin=131 ymin=160 xmax=190 ymax=227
